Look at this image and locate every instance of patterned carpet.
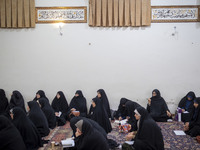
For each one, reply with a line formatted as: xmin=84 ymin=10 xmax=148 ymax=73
xmin=39 ymin=121 xmax=200 ymax=150
xmin=157 ymin=122 xmax=200 ymax=150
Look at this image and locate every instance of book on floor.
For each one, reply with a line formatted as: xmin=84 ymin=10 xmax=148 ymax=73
xmin=174 ymin=130 xmax=186 ymax=135
xmin=61 ymin=138 xmax=75 ymax=148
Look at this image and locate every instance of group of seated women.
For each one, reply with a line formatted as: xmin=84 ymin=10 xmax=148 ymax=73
xmin=0 ymin=89 xmax=112 ymax=150
xmin=0 ymin=88 xmax=199 ymax=150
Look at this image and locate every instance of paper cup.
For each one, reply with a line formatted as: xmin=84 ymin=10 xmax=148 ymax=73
xmin=51 ymin=141 xmax=55 ymax=148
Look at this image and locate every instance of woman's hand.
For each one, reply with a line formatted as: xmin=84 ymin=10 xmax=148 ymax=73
xmin=184 ymin=122 xmax=189 ymax=131
xmin=126 ymin=132 xmax=135 ymax=141
xmin=119 ymin=117 xmax=122 ymax=121
xmin=185 ymin=122 xmax=189 ymax=127
xmin=166 ymin=111 xmax=171 ymax=117
xmin=55 ymin=112 xmax=59 ymax=117
xmin=148 ymin=98 xmax=151 ymax=105
xmin=71 ymin=108 xmax=76 ymax=112
xmin=73 ymin=111 xmax=80 ymax=117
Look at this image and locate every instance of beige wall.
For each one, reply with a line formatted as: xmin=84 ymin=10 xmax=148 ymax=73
xmin=0 ymin=0 xmax=200 ymax=113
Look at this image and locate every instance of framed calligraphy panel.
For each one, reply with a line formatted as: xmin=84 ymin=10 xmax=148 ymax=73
xmin=35 ymin=7 xmax=87 ymax=23
xmin=151 ymin=6 xmax=199 ymax=23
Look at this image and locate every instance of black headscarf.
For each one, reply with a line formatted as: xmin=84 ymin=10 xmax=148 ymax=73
xmin=39 ymin=98 xmax=56 ymax=129
xmin=125 ymin=100 xmax=141 ymax=131
xmin=125 ymin=100 xmax=141 ymax=120
xmin=11 ymin=107 xmax=42 ymax=150
xmin=178 ymin=91 xmax=196 ymax=111
xmin=68 ymin=90 xmax=87 ymax=117
xmin=97 ymin=89 xmax=111 ymax=118
xmin=33 ymin=90 xmax=49 ymax=101
xmin=190 ymin=97 xmax=200 ymax=123
xmin=27 ymin=101 xmax=50 ymax=137
xmin=90 ymin=97 xmax=112 ymax=133
xmin=115 ymin=98 xmax=130 ymax=119
xmin=184 ymin=98 xmax=200 ymax=137
xmin=147 ymin=89 xmax=170 ymax=122
xmin=134 ymin=107 xmax=164 ymax=150
xmin=0 ymin=89 xmax=9 ymax=115
xmin=9 ymin=91 xmax=26 ymax=113
xmin=70 ymin=116 xmax=107 ymax=139
xmin=75 ymin=119 xmax=109 ymax=150
xmin=0 ymin=115 xmax=26 ymax=150
xmin=120 ymin=98 xmax=130 ymax=106
xmin=194 ymin=97 xmax=200 ymax=105
xmin=52 ymin=91 xmax=69 ymax=114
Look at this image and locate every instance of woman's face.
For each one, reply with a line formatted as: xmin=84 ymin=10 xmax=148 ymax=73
xmin=57 ymin=93 xmax=60 ymax=99
xmin=97 ymin=92 xmax=101 ymax=98
xmin=187 ymin=97 xmax=192 ymax=101
xmin=76 ymin=128 xmax=82 ymax=135
xmin=36 ymin=94 xmax=40 ymax=99
xmin=92 ymin=101 xmax=96 ymax=108
xmin=75 ymin=93 xmax=79 ymax=97
xmin=27 ymin=106 xmax=30 ymax=112
xmin=10 ymin=113 xmax=14 ymax=120
xmin=194 ymin=103 xmax=199 ymax=108
xmin=152 ymin=92 xmax=156 ymax=97
xmin=134 ymin=113 xmax=141 ymax=120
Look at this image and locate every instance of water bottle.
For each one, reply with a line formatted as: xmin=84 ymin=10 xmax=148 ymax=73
xmin=178 ymin=108 xmax=182 ymax=122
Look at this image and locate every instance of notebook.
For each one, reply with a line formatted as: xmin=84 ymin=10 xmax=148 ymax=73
xmin=174 ymin=130 xmax=186 ymax=135
xmin=61 ymin=138 xmax=75 ymax=148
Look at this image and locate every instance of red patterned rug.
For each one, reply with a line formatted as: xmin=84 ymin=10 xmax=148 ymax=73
xmin=39 ymin=121 xmax=200 ymax=150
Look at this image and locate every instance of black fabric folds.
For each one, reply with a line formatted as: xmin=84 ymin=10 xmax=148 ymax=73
xmin=147 ymin=89 xmax=170 ymax=122
xmin=0 ymin=89 xmax=9 ymax=115
xmin=0 ymin=115 xmax=26 ymax=150
xmin=89 ymin=97 xmax=112 ymax=133
xmin=75 ymin=119 xmax=109 ymax=150
xmin=27 ymin=101 xmax=50 ymax=137
xmin=10 ymin=90 xmax=26 ymax=113
xmin=133 ymin=107 xmax=164 ymax=150
xmin=39 ymin=98 xmax=56 ymax=129
xmin=12 ymin=107 xmax=42 ymax=150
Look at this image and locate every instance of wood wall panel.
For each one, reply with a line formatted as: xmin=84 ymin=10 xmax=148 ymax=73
xmin=89 ymin=0 xmax=151 ymax=27
xmin=0 ymin=0 xmax=35 ymax=28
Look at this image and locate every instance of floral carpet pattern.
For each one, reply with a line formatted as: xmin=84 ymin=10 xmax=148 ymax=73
xmin=39 ymin=121 xmax=200 ymax=150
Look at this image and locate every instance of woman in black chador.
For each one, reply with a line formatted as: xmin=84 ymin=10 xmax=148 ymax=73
xmin=133 ymin=107 xmax=164 ymax=150
xmin=27 ymin=101 xmax=50 ymax=138
xmin=88 ymin=97 xmax=112 ymax=133
xmin=33 ymin=90 xmax=49 ymax=101
xmin=38 ymin=98 xmax=56 ymax=129
xmin=0 ymin=89 xmax=9 ymax=115
xmin=67 ymin=90 xmax=87 ymax=120
xmin=178 ymin=91 xmax=196 ymax=122
xmin=9 ymin=90 xmax=26 ymax=113
xmin=0 ymin=115 xmax=26 ymax=150
xmin=184 ymin=97 xmax=200 ymax=137
xmin=10 ymin=107 xmax=42 ymax=150
xmin=125 ymin=100 xmax=141 ymax=131
xmin=123 ymin=107 xmax=164 ymax=150
xmin=74 ymin=119 xmax=109 ymax=150
xmin=147 ymin=89 xmax=171 ymax=122
xmin=97 ymin=89 xmax=111 ymax=118
xmin=89 ymin=89 xmax=112 ymax=119
xmin=70 ymin=116 xmax=107 ymax=139
xmin=52 ymin=91 xmax=69 ymax=126
xmin=114 ymin=98 xmax=130 ymax=120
